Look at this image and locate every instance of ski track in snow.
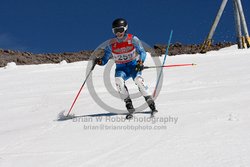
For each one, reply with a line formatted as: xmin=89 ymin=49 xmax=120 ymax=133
xmin=1 ymin=45 xmax=250 ymax=167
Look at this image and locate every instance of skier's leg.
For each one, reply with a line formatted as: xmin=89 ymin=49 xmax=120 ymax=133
xmin=115 ymin=77 xmax=129 ymax=100
xmin=134 ymin=76 xmax=157 ymax=112
xmin=115 ymin=77 xmax=135 ymax=113
xmin=134 ymin=75 xmax=150 ymax=97
xmin=144 ymin=96 xmax=157 ymax=112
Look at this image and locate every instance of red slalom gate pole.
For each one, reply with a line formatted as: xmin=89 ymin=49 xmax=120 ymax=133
xmin=144 ymin=63 xmax=196 ymax=70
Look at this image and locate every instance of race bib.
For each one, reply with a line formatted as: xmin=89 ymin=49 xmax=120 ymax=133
xmin=113 ymin=50 xmax=137 ymax=64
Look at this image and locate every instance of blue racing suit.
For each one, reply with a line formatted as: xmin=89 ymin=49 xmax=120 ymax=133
xmin=99 ymin=33 xmax=147 ymax=81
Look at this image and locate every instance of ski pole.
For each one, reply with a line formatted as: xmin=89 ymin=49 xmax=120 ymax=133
xmin=66 ymin=61 xmax=96 ymax=116
xmin=144 ymin=63 xmax=196 ymax=69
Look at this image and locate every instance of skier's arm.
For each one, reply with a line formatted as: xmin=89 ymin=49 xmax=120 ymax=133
xmin=132 ymin=36 xmax=147 ymax=63
xmin=98 ymin=45 xmax=112 ymax=66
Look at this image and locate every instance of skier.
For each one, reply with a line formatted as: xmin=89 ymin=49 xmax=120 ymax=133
xmin=95 ymin=18 xmax=158 ymax=119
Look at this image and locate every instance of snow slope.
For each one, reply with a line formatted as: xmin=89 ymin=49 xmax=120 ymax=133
xmin=1 ymin=46 xmax=250 ymax=167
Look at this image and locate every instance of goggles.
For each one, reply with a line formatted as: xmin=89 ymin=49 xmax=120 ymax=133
xmin=112 ymin=25 xmax=128 ymax=34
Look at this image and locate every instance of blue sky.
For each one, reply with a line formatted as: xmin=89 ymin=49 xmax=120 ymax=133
xmin=0 ymin=0 xmax=249 ymax=53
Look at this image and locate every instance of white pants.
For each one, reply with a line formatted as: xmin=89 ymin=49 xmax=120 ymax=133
xmin=115 ymin=76 xmax=150 ymax=100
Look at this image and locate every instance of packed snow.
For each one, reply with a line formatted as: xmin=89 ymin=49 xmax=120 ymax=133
xmin=4 ymin=62 xmax=17 ymax=70
xmin=0 ymin=45 xmax=250 ymax=167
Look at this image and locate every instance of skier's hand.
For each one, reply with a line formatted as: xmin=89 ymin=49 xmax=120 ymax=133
xmin=135 ymin=60 xmax=144 ymax=71
xmin=95 ymin=57 xmax=102 ymax=65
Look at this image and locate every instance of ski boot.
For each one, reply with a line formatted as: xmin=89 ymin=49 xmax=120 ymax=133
xmin=145 ymin=96 xmax=158 ymax=117
xmin=124 ymin=97 xmax=135 ymax=119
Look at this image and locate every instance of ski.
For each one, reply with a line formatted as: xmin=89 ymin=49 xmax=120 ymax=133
xmin=125 ymin=108 xmax=135 ymax=120
xmin=125 ymin=109 xmax=158 ymax=119
xmin=150 ymin=110 xmax=158 ymax=118
xmin=126 ymin=113 xmax=134 ymax=119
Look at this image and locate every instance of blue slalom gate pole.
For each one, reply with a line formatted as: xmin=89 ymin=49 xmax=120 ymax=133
xmin=153 ymin=30 xmax=173 ymax=98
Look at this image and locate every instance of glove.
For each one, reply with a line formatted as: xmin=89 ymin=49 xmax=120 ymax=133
xmin=135 ymin=60 xmax=144 ymax=71
xmin=95 ymin=57 xmax=102 ymax=65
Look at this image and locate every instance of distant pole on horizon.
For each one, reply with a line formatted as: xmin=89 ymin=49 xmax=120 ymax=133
xmin=235 ymin=0 xmax=250 ymax=48
xmin=233 ymin=0 xmax=243 ymax=48
xmin=201 ymin=0 xmax=250 ymax=53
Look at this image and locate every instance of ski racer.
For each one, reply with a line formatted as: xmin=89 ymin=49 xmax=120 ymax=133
xmin=95 ymin=18 xmax=158 ymax=118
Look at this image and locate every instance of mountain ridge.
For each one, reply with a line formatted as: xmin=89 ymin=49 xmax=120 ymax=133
xmin=0 ymin=42 xmax=234 ymax=67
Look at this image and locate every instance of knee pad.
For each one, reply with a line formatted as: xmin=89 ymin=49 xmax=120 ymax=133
xmin=134 ymin=76 xmax=150 ymax=97
xmin=115 ymin=77 xmax=129 ymax=99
